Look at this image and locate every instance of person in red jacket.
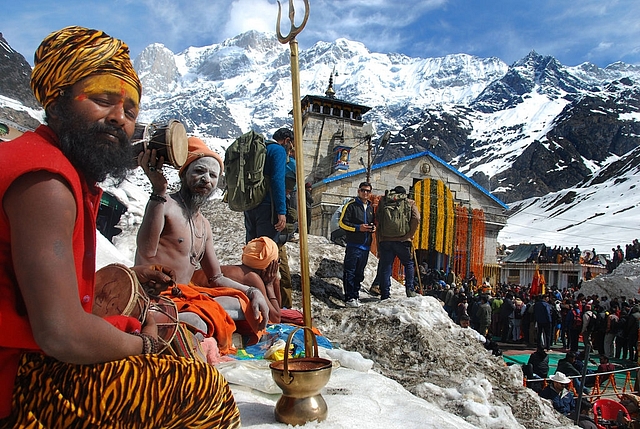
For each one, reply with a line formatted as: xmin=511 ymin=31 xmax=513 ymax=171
xmin=0 ymin=26 xmax=239 ymax=428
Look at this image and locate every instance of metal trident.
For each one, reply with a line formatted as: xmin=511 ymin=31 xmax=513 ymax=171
xmin=276 ymin=0 xmax=310 ymax=43
xmin=276 ymin=0 xmax=314 ymax=354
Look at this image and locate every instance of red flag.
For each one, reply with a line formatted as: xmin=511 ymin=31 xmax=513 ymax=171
xmin=531 ymin=266 xmax=541 ymax=296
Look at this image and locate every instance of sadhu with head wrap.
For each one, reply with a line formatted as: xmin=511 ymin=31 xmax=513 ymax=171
xmin=219 ymin=236 xmax=283 ymax=325
xmin=137 ymin=131 xmax=272 ymax=351
xmin=187 ymin=234 xmax=282 ymax=340
xmin=0 ymin=26 xmax=240 ymax=428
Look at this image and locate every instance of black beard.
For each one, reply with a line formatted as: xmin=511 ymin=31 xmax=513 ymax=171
xmin=55 ymin=107 xmax=136 ymax=184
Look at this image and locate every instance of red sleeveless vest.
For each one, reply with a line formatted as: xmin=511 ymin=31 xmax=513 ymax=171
xmin=0 ymin=125 xmax=102 ymax=417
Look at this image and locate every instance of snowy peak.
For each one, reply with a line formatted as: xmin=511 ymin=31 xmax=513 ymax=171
xmin=177 ymin=31 xmax=287 ymax=81
xmin=0 ymin=33 xmax=39 ymax=110
xmin=221 ymin=30 xmax=281 ymax=53
xmin=301 ymin=38 xmax=371 ymax=68
xmin=134 ymin=43 xmax=180 ymax=94
xmin=472 ymin=50 xmax=592 ymax=113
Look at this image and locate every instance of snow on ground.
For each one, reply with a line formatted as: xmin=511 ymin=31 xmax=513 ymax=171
xmin=578 ymin=259 xmax=640 ymax=300
xmin=98 ymin=180 xmax=577 ymax=429
xmin=498 ymin=153 xmax=640 ymax=252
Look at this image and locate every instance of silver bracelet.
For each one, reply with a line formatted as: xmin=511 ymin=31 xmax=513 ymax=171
xmin=208 ymin=272 xmax=224 ymax=283
xmin=245 ymin=287 xmax=259 ymax=299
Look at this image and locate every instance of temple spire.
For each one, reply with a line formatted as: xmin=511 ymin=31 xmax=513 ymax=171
xmin=325 ymin=66 xmax=336 ymax=98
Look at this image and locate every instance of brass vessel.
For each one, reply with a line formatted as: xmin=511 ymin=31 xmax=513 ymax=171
xmin=269 ymin=326 xmax=332 ymax=425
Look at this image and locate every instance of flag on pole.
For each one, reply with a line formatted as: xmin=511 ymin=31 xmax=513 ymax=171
xmin=531 ymin=265 xmax=541 ymax=296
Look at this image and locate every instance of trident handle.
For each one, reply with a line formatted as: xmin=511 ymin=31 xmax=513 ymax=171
xmin=276 ymin=0 xmax=314 ymax=355
xmin=276 ymin=0 xmax=310 ymax=43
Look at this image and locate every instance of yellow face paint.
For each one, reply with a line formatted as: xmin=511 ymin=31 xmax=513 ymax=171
xmin=77 ymin=74 xmax=140 ymax=107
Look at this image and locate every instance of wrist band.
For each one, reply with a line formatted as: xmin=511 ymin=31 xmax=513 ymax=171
xmin=149 ymin=193 xmax=167 ymax=203
xmin=208 ymin=273 xmax=224 ymax=283
xmin=131 ymin=332 xmax=160 ymax=354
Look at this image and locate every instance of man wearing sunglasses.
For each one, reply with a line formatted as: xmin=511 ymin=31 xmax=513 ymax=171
xmin=338 ymin=182 xmax=375 ymax=308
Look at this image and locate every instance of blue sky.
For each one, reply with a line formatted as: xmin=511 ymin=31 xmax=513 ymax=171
xmin=3 ymin=0 xmax=639 ymax=68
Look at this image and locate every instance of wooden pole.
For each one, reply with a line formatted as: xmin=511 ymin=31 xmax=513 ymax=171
xmin=277 ymin=0 xmax=313 ymax=354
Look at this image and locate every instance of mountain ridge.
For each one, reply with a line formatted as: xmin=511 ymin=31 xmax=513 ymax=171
xmin=1 ymin=31 xmax=640 ymax=242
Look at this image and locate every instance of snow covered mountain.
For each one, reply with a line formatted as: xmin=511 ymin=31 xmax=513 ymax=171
xmin=134 ymin=30 xmax=509 ymax=137
xmin=2 ymin=30 xmax=640 ymax=247
xmin=132 ymin=31 xmax=640 ymax=204
xmin=499 ymin=140 xmax=640 ymax=252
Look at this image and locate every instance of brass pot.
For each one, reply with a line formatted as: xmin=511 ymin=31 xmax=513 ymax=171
xmin=269 ymin=326 xmax=332 ymax=426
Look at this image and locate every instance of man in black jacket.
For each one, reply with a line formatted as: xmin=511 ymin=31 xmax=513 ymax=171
xmin=338 ymin=182 xmax=375 ymax=308
xmin=500 ymin=293 xmax=516 ymax=342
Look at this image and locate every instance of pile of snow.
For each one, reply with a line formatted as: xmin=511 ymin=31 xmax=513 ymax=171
xmin=98 ymin=179 xmax=576 ymax=428
xmin=578 ymin=259 xmax=640 ymax=300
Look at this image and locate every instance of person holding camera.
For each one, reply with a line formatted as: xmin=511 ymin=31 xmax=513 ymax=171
xmin=338 ymin=182 xmax=376 ymax=308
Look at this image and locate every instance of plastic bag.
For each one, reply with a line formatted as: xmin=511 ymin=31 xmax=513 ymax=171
xmin=263 ymin=339 xmax=293 ymax=361
xmin=215 ymin=360 xmax=281 ymax=394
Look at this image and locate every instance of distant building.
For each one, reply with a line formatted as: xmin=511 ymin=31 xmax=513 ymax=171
xmin=296 ymin=73 xmax=508 ymax=282
xmin=500 ymin=243 xmax=608 ymax=289
xmin=294 ymin=71 xmax=371 ymax=183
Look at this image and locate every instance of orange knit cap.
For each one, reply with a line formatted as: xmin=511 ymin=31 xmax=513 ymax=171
xmin=179 ymin=136 xmax=224 ymax=176
xmin=242 ymin=237 xmax=279 ymax=270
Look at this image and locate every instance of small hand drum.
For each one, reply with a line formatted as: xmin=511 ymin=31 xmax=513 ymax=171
xmin=93 ymin=263 xmax=178 ymax=353
xmin=132 ymin=119 xmax=188 ymax=169
xmin=93 ymin=263 xmax=150 ymax=323
xmin=148 ymin=295 xmax=179 ymax=353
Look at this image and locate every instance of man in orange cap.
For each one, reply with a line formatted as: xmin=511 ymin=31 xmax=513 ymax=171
xmin=221 ymin=236 xmax=282 ymax=324
xmin=136 ymin=136 xmax=270 ymax=351
xmin=0 ymin=26 xmax=240 ymax=428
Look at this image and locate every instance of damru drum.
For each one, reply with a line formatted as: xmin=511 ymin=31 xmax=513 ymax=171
xmin=131 ymin=119 xmax=188 ymax=169
xmin=93 ymin=263 xmax=178 ymax=353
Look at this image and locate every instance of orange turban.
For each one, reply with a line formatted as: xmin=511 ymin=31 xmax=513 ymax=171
xmin=242 ymin=237 xmax=279 ymax=270
xmin=31 ymin=26 xmax=141 ymax=109
xmin=179 ymin=136 xmax=224 ymax=176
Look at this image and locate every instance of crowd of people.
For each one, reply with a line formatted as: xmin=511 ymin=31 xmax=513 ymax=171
xmin=528 ymin=244 xmax=584 ymax=264
xmin=425 ymin=280 xmax=640 ymax=362
xmin=423 ymin=277 xmax=640 ymax=426
xmin=426 ymin=275 xmax=640 ymax=426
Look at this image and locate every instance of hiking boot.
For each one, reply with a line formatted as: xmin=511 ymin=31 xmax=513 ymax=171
xmin=345 ymin=299 xmax=360 ymax=308
xmin=369 ymin=285 xmax=381 ymax=296
xmin=406 ymin=290 xmax=417 ymax=298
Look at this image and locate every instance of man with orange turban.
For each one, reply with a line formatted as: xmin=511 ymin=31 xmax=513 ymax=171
xmin=220 ymin=237 xmax=282 ymax=325
xmin=136 ymin=135 xmax=270 ymax=351
xmin=0 ymin=26 xmax=239 ymax=428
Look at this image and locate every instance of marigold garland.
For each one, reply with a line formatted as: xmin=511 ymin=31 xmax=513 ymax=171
xmin=412 ymin=178 xmax=455 ymax=255
xmin=445 ymin=194 xmax=455 ymax=256
xmin=435 ymin=180 xmax=445 ymax=251
xmin=470 ymin=208 xmax=485 ymax=281
xmin=371 ymin=180 xmax=485 ymax=284
xmin=454 ymin=206 xmax=469 ymax=277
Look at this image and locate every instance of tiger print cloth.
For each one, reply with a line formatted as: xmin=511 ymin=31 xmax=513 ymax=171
xmin=0 ymin=353 xmax=240 ymax=428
